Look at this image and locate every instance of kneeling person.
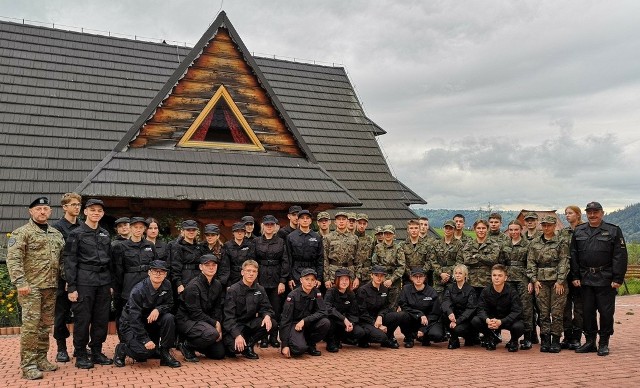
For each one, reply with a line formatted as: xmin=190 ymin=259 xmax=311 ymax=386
xmin=114 ymin=261 xmax=181 ymax=368
xmin=223 ymin=260 xmax=275 ymax=359
xmin=398 ymin=267 xmax=443 ymax=347
xmin=324 ymin=268 xmax=366 ymax=352
xmin=176 ymin=254 xmax=225 ymax=362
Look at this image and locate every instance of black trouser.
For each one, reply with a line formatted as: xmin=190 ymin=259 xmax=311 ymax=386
xmin=181 ymin=321 xmax=225 ymax=359
xmin=265 ymin=287 xmax=284 ymax=338
xmin=471 ymin=316 xmax=525 ymax=343
xmin=399 ymin=312 xmax=443 ymax=342
xmin=121 ymin=313 xmax=176 ymax=361
xmin=71 ymin=284 xmax=111 ymax=354
xmin=360 ymin=312 xmax=405 ymax=343
xmin=449 ymin=321 xmax=476 ymax=341
xmin=223 ymin=317 xmax=275 ymax=353
xmin=326 ymin=318 xmax=366 ymax=344
xmin=582 ymin=285 xmax=616 ymax=337
xmin=53 ymin=278 xmax=71 ymax=345
xmin=288 ymin=318 xmax=330 ymax=355
xmin=563 ymin=282 xmax=584 ymax=333
xmin=114 ymin=297 xmax=126 ymax=341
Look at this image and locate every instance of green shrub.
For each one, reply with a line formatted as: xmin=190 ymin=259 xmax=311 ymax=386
xmin=0 ymin=264 xmax=21 ymax=327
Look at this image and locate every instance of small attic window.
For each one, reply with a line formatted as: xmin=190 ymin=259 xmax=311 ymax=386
xmin=178 ymin=85 xmax=264 ymax=151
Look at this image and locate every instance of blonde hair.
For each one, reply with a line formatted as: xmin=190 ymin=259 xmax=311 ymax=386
xmin=61 ymin=192 xmax=82 ymax=206
xmin=453 ymin=264 xmax=469 ymax=279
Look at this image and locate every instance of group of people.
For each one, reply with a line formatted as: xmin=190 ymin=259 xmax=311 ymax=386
xmin=5 ymin=194 xmax=628 ymax=380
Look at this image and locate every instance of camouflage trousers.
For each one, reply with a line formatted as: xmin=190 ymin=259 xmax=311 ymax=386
xmin=388 ymin=279 xmax=402 ymax=310
xmin=17 ymin=287 xmax=56 ymax=372
xmin=509 ymin=281 xmax=534 ymax=332
xmin=536 ymin=281 xmax=567 ymax=336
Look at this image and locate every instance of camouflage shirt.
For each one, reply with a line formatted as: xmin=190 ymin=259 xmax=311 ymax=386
xmin=400 ymin=238 xmax=432 ymax=277
xmin=431 ymin=238 xmax=463 ymax=291
xmin=323 ymin=230 xmax=358 ymax=281
xmin=527 ymin=234 xmax=570 ymax=283
xmin=488 ymin=231 xmax=510 ymax=246
xmin=502 ymin=238 xmax=530 ymax=283
xmin=354 ymin=230 xmax=375 ymax=280
xmin=460 ymin=239 xmax=503 ymax=288
xmin=6 ymin=219 xmax=64 ymax=289
xmin=371 ymin=242 xmax=406 ymax=284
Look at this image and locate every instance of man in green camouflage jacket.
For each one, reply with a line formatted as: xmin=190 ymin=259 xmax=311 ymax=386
xmin=354 ymin=214 xmax=375 ymax=287
xmin=431 ymin=220 xmax=462 ymax=296
xmin=371 ymin=225 xmax=406 ymax=307
xmin=323 ymin=211 xmax=359 ymax=289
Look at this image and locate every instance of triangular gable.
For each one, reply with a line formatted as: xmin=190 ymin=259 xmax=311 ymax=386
xmin=177 ymin=85 xmax=265 ymax=151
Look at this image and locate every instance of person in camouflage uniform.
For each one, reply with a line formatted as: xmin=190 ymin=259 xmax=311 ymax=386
xmin=488 ymin=213 xmax=510 ymax=245
xmin=503 ymin=220 xmax=534 ymax=350
xmin=558 ymin=205 xmax=584 ymax=350
xmin=453 ymin=214 xmax=473 ymax=245
xmin=316 ymin=212 xmax=331 ymax=238
xmin=6 ymin=197 xmax=65 ymax=380
xmin=371 ymin=225 xmax=405 ymax=308
xmin=400 ymin=220 xmax=432 ymax=285
xmin=527 ymin=215 xmax=569 ymax=353
xmin=431 ymin=220 xmax=463 ymax=297
xmin=346 ymin=212 xmax=357 ymax=234
xmin=523 ymin=212 xmax=541 ymax=241
xmin=418 ymin=217 xmax=431 ymax=242
xmin=354 ymin=214 xmax=375 ymax=287
xmin=374 ymin=226 xmax=384 ymax=244
xmin=323 ymin=212 xmax=358 ymax=289
xmin=460 ymin=220 xmax=503 ymax=298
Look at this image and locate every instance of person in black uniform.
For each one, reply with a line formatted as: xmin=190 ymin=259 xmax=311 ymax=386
xmin=223 ymin=260 xmax=275 ymax=359
xmin=201 ymin=224 xmax=223 ymax=257
xmin=471 ymin=264 xmax=523 ymax=352
xmin=356 ymin=265 xmax=404 ymax=349
xmin=254 ymin=215 xmax=289 ymax=348
xmin=176 ymin=254 xmax=225 ymax=362
xmin=113 ymin=217 xmax=130 ymax=242
xmin=145 ymin=218 xmax=168 ymax=261
xmin=286 ymin=210 xmax=323 ymax=289
xmin=324 ymin=268 xmax=365 ymax=352
xmin=441 ymin=264 xmax=477 ymax=349
xmin=242 ymin=216 xmax=257 ymax=242
xmin=277 ymin=205 xmax=301 ymax=239
xmin=52 ymin=192 xmax=83 ymax=363
xmin=113 ymin=260 xmax=181 ymax=368
xmin=280 ymin=268 xmax=330 ymax=357
xmin=112 ymin=217 xmax=158 ymax=339
xmin=571 ymin=201 xmax=628 ymax=356
xmin=169 ymin=220 xmax=205 ymax=297
xmin=63 ymin=198 xmax=114 ymax=369
xmin=219 ymin=222 xmax=255 ymax=288
xmin=398 ymin=267 xmax=443 ymax=348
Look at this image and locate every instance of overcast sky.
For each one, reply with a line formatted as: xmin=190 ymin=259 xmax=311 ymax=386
xmin=2 ymin=0 xmax=639 ymax=213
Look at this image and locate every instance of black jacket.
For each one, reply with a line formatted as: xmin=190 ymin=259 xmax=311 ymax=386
xmin=169 ymin=237 xmax=205 ymax=288
xmin=223 ymin=280 xmax=274 ymax=338
xmin=52 ymin=217 xmax=83 ymax=241
xmin=63 ymin=223 xmax=113 ymax=292
xmin=398 ymin=283 xmax=441 ymax=323
xmin=356 ymin=281 xmax=394 ymax=324
xmin=570 ymin=222 xmax=628 ymax=286
xmin=120 ymin=277 xmax=173 ymax=344
xmin=277 ymin=224 xmax=296 ymax=240
xmin=113 ymin=238 xmax=158 ymax=299
xmin=176 ymin=273 xmax=224 ymax=334
xmin=219 ymin=239 xmax=256 ymax=287
xmin=152 ymin=240 xmax=169 ymax=262
xmin=477 ymin=283 xmax=521 ymax=326
xmin=324 ymin=287 xmax=360 ymax=324
xmin=441 ymin=282 xmax=477 ymax=325
xmin=286 ymin=229 xmax=324 ymax=283
xmin=254 ymin=235 xmax=290 ymax=288
xmin=280 ymin=286 xmax=328 ymax=346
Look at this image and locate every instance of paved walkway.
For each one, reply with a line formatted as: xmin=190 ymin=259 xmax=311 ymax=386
xmin=1 ymin=294 xmax=639 ymax=388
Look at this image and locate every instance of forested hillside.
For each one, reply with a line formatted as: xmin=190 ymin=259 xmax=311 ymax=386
xmin=603 ymin=203 xmax=640 ymax=242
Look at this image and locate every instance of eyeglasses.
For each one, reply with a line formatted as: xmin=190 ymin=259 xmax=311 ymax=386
xmin=65 ymin=203 xmax=81 ymax=207
xmin=149 ymin=270 xmax=167 ymax=275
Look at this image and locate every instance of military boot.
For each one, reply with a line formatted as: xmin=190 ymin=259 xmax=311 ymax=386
xmin=307 ymin=343 xmax=322 ymax=356
xmin=568 ymin=330 xmax=582 ymax=350
xmin=575 ymin=335 xmax=597 ymax=353
xmin=159 ymin=347 xmax=181 ymax=368
xmin=540 ymin=334 xmax=551 ymax=353
xmin=74 ymin=352 xmax=94 ymax=369
xmin=55 ymin=339 xmax=70 ymax=363
xmin=531 ymin=330 xmax=540 ymax=344
xmin=259 ymin=338 xmax=269 ymax=348
xmin=548 ymin=334 xmax=561 ymax=353
xmin=22 ymin=368 xmax=43 ymax=380
xmin=597 ymin=335 xmax=610 ymax=356
xmin=241 ymin=344 xmax=259 ymax=360
xmin=91 ymin=348 xmax=113 ymax=365
xmin=560 ymin=330 xmax=572 ymax=349
xmin=36 ymin=359 xmax=59 ymax=372
xmin=447 ymin=337 xmax=460 ymax=349
xmin=519 ymin=331 xmax=533 ymax=350
xmin=269 ymin=334 xmax=281 ymax=348
xmin=113 ymin=343 xmax=126 ymax=367
xmin=180 ymin=341 xmax=199 ymax=362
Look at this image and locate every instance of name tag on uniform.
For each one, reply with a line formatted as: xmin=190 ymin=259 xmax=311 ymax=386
xmin=423 ymin=297 xmax=433 ymax=301
xmin=144 ymin=247 xmax=152 ymax=251
xmin=241 ymin=247 xmax=249 ymax=251
xmin=344 ymin=301 xmax=351 ymax=305
xmin=381 ymin=293 xmax=387 ymax=297
xmin=254 ymin=291 xmax=262 ymax=296
xmin=99 ymin=232 xmax=108 ymax=237
xmin=159 ymin=291 xmax=167 ymax=296
xmin=309 ymin=238 xmax=318 ymax=242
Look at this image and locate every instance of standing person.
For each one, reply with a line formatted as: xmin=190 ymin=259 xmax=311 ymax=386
xmin=503 ymin=220 xmax=534 ymax=350
xmin=113 ymin=217 xmax=130 ymax=242
xmin=400 ymin=220 xmax=431 ymax=287
xmin=371 ymin=225 xmax=406 ymax=308
xmin=169 ymin=220 xmax=205 ymax=296
xmin=201 ymin=224 xmax=223 ymax=257
xmin=63 ymin=199 xmax=114 ymax=369
xmin=374 ymin=226 xmax=384 ymax=244
xmin=356 ymin=266 xmax=404 ymax=349
xmin=219 ymin=222 xmax=255 ymax=288
xmin=52 ymin=192 xmax=83 ymax=363
xmin=441 ymin=264 xmax=478 ymax=349
xmin=346 ymin=213 xmax=357 ymax=234
xmin=254 ymin=215 xmax=289 ymax=348
xmin=324 ymin=268 xmax=365 ymax=352
xmin=316 ymin=212 xmax=331 ymax=238
xmin=7 ymin=197 xmax=65 ymax=380
xmin=112 ymin=217 xmax=158 ymax=338
xmin=241 ymin=216 xmax=257 ymax=242
xmin=523 ymin=212 xmax=541 ymax=241
xmin=432 ymin=220 xmax=463 ymax=298
xmin=323 ymin=211 xmax=358 ymax=289
xmin=113 ymin=260 xmax=181 ymax=368
xmin=527 ymin=216 xmax=569 ymax=353
xmin=453 ymin=214 xmax=472 ymax=245
xmin=471 ymin=264 xmax=524 ymax=352
xmin=280 ymin=268 xmax=330 ymax=357
xmin=559 ymin=205 xmax=585 ymax=350
xmin=571 ymin=202 xmax=627 ymax=356
xmin=354 ymin=213 xmax=375 ymax=287
xmin=223 ymin=260 xmax=275 ymax=359
xmin=488 ymin=213 xmax=509 ymax=245
xmin=461 ymin=220 xmax=503 ymax=299
xmin=145 ymin=218 xmax=168 ymax=261
xmin=418 ymin=217 xmax=431 ymax=241
xmin=286 ymin=210 xmax=323 ymax=289
xmin=176 ymin=254 xmax=225 ymax=362
xmin=398 ymin=267 xmax=443 ymax=347
xmin=278 ymin=205 xmax=301 ymax=239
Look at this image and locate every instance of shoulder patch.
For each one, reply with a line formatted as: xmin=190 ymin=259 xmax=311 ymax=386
xmin=286 ymin=296 xmax=292 ymax=302
xmin=7 ymin=237 xmax=16 ymax=247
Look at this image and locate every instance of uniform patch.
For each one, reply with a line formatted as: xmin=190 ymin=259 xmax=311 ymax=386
xmin=241 ymin=247 xmax=249 ymax=251
xmin=7 ymin=237 xmax=16 ymax=247
xmin=381 ymin=293 xmax=387 ymax=297
xmin=286 ymin=297 xmax=292 ymax=302
xmin=316 ymin=292 xmax=322 ymax=297
xmin=620 ymin=238 xmax=626 ymax=247
xmin=254 ymin=291 xmax=262 ymax=296
xmin=309 ymin=238 xmax=318 ymax=242
xmin=423 ymin=297 xmax=433 ymax=301
xmin=344 ymin=301 xmax=351 ymax=305
xmin=159 ymin=291 xmax=167 ymax=296
xmin=144 ymin=247 xmax=153 ymax=251
xmin=99 ymin=232 xmax=108 ymax=237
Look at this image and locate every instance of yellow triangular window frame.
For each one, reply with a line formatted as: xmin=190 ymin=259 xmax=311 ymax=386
xmin=177 ymin=85 xmax=265 ymax=151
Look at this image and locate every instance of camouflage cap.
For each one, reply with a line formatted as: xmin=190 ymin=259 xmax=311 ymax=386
xmin=383 ymin=224 xmax=396 ymax=234
xmin=374 ymin=225 xmax=384 ymax=234
xmin=540 ymin=215 xmax=557 ymax=225
xmin=317 ymin=211 xmax=330 ymax=221
xmin=346 ymin=212 xmax=357 ymax=220
xmin=334 ymin=211 xmax=349 ymax=218
xmin=523 ymin=212 xmax=539 ymax=220
xmin=443 ymin=219 xmax=455 ymax=228
xmin=356 ymin=213 xmax=368 ymax=221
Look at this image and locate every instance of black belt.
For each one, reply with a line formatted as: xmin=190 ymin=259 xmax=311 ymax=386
xmin=260 ymin=260 xmax=280 ymax=266
xmin=183 ymin=263 xmax=198 ymax=270
xmin=125 ymin=265 xmax=150 ymax=273
xmin=78 ymin=263 xmax=108 ymax=272
xmin=294 ymin=261 xmax=315 ymax=267
xmin=586 ymin=265 xmax=609 ymax=273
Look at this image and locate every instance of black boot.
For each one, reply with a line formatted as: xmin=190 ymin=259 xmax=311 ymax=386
xmin=56 ymin=339 xmax=70 ymax=363
xmin=519 ymin=331 xmax=532 ymax=350
xmin=159 ymin=347 xmax=181 ymax=368
xmin=242 ymin=344 xmax=259 ymax=360
xmin=568 ymin=330 xmax=582 ymax=350
xmin=307 ymin=344 xmax=322 ymax=356
xmin=597 ymin=336 xmax=610 ymax=356
xmin=560 ymin=330 xmax=572 ymax=349
xmin=74 ymin=352 xmax=94 ymax=369
xmin=269 ymin=334 xmax=281 ymax=348
xmin=91 ymin=348 xmax=113 ymax=365
xmin=549 ymin=334 xmax=561 ymax=353
xmin=506 ymin=340 xmax=519 ymax=352
xmin=448 ymin=337 xmax=460 ymax=349
xmin=259 ymin=338 xmax=269 ymax=349
xmin=404 ymin=336 xmax=415 ymax=348
xmin=113 ymin=343 xmax=126 ymax=367
xmin=180 ymin=341 xmax=199 ymax=362
xmin=540 ymin=334 xmax=551 ymax=353
xmin=575 ymin=335 xmax=597 ymax=353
